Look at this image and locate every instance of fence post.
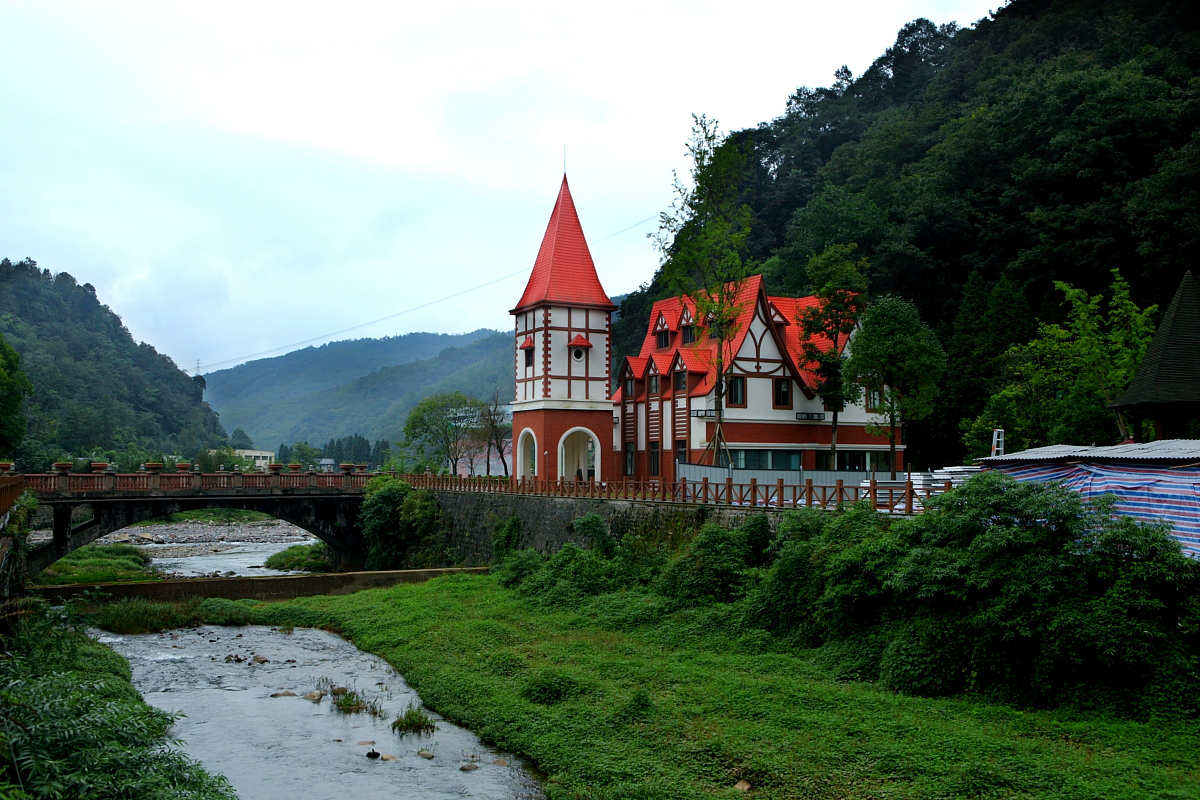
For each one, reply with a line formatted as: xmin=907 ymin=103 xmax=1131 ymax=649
xmin=944 ymin=479 xmax=953 ymax=494
xmin=776 ymin=478 xmax=784 ymax=509
xmin=905 ymin=480 xmax=914 ymax=514
xmin=805 ymin=478 xmax=813 ymax=507
xmin=835 ymin=479 xmax=844 ymax=507
xmin=749 ymin=478 xmax=757 ymax=507
xmin=701 ymin=477 xmax=709 ymax=503
xmin=724 ymin=477 xmax=733 ymax=505
xmin=869 ymin=478 xmax=877 ymax=509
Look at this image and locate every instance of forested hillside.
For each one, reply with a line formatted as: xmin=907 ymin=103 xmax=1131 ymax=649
xmin=212 ymin=332 xmax=513 ymax=448
xmin=617 ymin=0 xmax=1199 ymax=467
xmin=0 ymin=258 xmax=227 ymax=467
xmin=204 ymin=329 xmax=496 ymax=436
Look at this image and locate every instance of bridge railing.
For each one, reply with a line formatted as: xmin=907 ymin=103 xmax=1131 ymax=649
xmin=15 ymin=468 xmax=948 ymax=513
xmin=396 ymin=473 xmax=948 ymax=514
xmin=0 ymin=474 xmax=25 ymax=526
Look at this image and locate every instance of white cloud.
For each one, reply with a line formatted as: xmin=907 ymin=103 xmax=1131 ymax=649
xmin=0 ymin=0 xmax=999 ymax=372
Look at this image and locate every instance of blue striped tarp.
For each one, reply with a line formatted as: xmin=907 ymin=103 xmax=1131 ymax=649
xmin=992 ymin=462 xmax=1200 ymax=559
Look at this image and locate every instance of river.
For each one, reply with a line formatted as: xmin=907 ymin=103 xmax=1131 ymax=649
xmin=101 ymin=624 xmax=543 ymax=800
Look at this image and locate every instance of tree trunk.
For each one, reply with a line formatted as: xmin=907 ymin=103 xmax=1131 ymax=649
xmin=889 ymin=413 xmax=898 ymax=481
xmin=830 ymin=410 xmax=839 ymax=466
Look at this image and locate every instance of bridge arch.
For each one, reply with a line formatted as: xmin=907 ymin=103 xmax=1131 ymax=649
xmin=30 ymin=496 xmax=366 ymax=574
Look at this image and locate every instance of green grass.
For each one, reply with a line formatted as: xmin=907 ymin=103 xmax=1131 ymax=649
xmin=83 ymin=576 xmax=1200 ymax=800
xmin=133 ymin=508 xmax=273 ymax=526
xmin=263 ymin=542 xmax=333 ymax=572
xmin=36 ymin=543 xmax=162 ymax=585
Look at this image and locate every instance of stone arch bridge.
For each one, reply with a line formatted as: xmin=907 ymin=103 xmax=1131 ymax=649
xmin=23 ymin=468 xmax=370 ymax=574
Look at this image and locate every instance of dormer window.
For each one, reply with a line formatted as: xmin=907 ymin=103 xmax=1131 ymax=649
xmin=682 ymin=325 xmax=695 ymax=344
xmin=649 ymin=375 xmax=659 ymax=394
xmin=624 ymin=377 xmax=634 ymax=396
xmin=673 ymin=371 xmax=687 ymax=392
xmin=656 ymin=330 xmax=671 ymax=350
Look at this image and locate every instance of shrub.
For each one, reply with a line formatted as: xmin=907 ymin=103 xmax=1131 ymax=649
xmin=490 ymin=514 xmax=522 ymax=562
xmin=573 ymin=512 xmax=615 ymax=557
xmin=491 ymin=548 xmax=544 ymax=589
xmin=520 ymin=544 xmax=621 ymax=606
xmin=655 ymin=522 xmax=750 ymax=608
xmin=391 ymin=702 xmax=437 ymax=735
xmin=360 ymin=477 xmax=445 ymax=569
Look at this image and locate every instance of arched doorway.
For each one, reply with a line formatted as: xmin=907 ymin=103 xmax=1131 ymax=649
xmin=558 ymin=427 xmax=598 ymax=481
xmin=516 ymin=429 xmax=538 ymax=479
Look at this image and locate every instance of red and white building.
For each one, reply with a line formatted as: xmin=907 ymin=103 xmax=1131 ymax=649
xmin=510 ymin=178 xmax=899 ymax=483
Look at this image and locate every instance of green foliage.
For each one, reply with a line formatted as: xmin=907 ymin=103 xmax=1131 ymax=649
xmin=520 ymin=544 xmax=622 ymax=607
xmin=358 ymin=476 xmax=445 ymax=570
xmin=263 ymin=542 xmax=333 ymax=572
xmin=0 ymin=333 xmax=31 ymax=458
xmin=35 ymin=544 xmax=160 ymax=585
xmin=491 ymin=549 xmax=544 ymax=589
xmin=0 ymin=258 xmax=228 ymax=467
xmin=490 ymin=514 xmax=522 ymax=562
xmin=403 ymin=391 xmax=485 ymax=474
xmin=656 ymin=522 xmax=752 ymax=609
xmin=611 ymin=3 xmax=1200 ymax=467
xmin=845 ymin=295 xmax=946 ymax=476
xmin=964 ymin=269 xmax=1159 ymax=455
xmin=573 ymin=513 xmax=614 ymax=557
xmin=228 ymin=427 xmax=253 ymax=449
xmin=521 ymin=669 xmax=590 ymax=705
xmin=0 ymin=600 xmax=235 ymax=798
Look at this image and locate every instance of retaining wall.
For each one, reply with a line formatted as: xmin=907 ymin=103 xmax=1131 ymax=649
xmin=432 ymin=491 xmax=795 ymax=565
xmin=34 ymin=566 xmax=488 ymax=604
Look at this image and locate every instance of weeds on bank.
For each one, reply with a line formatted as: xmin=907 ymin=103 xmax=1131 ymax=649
xmin=333 ymin=688 xmax=385 ymax=718
xmin=391 ymin=702 xmax=437 ymax=736
xmin=263 ymin=543 xmax=333 ymax=573
xmin=35 ymin=543 xmax=162 ymax=585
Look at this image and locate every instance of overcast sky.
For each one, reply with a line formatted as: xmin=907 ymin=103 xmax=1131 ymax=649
xmin=1 ymin=0 xmax=1000 ymax=374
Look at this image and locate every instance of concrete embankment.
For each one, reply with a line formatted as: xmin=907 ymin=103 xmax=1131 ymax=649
xmin=35 ymin=566 xmax=488 ymax=604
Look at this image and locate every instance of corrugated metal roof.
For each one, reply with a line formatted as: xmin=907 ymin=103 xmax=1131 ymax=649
xmin=978 ymin=439 xmax=1200 ymax=464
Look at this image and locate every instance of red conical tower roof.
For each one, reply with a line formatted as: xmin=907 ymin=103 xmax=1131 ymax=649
xmin=512 ymin=175 xmax=616 ymax=314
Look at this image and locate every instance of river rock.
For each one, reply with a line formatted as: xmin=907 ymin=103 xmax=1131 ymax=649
xmin=460 ymin=763 xmax=479 ymax=772
xmin=250 ymin=655 xmax=269 ymax=664
xmin=734 ymin=780 xmax=752 ymax=792
xmin=417 ymin=749 xmax=434 ymax=759
xmin=380 ymin=754 xmax=399 ymax=762
xmin=357 ymin=740 xmax=375 ymax=746
xmin=330 ymin=686 xmax=349 ymax=696
xmin=494 ymin=758 xmax=509 ymax=766
xmin=269 ymin=691 xmax=296 ymax=697
xmin=302 ymin=690 xmax=325 ymax=701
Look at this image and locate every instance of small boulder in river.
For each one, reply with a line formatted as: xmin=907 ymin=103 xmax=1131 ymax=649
xmin=357 ymin=741 xmax=375 ymax=746
xmin=250 ymin=655 xmax=269 ymax=664
xmin=269 ymin=691 xmax=296 ymax=697
xmin=302 ymin=690 xmax=325 ymax=701
xmin=330 ymin=686 xmax=349 ymax=696
xmin=417 ymin=749 xmax=434 ymax=759
xmin=460 ymin=763 xmax=479 ymax=772
xmin=494 ymin=759 xmax=509 ymax=767
xmin=380 ymin=754 xmax=399 ymax=762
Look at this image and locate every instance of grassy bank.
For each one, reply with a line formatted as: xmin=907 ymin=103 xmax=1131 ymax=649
xmin=263 ymin=542 xmax=332 ymax=572
xmin=34 ymin=543 xmax=161 ymax=585
xmin=134 ymin=509 xmax=272 ymax=526
xmin=85 ymin=577 xmax=1200 ymax=800
xmin=0 ymin=600 xmax=234 ymax=798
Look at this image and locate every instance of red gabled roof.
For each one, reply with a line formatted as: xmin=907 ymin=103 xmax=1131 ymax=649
xmin=619 ymin=275 xmax=850 ymax=401
xmin=568 ymin=333 xmax=593 ymax=348
xmin=512 ymin=175 xmax=616 ymax=314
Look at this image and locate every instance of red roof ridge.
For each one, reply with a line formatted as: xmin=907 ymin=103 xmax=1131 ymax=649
xmin=511 ymin=175 xmax=616 ymax=314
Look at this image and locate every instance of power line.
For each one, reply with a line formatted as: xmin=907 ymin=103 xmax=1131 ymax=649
xmin=195 ymin=214 xmax=658 ymax=373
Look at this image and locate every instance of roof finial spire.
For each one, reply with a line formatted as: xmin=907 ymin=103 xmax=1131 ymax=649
xmin=563 ymin=145 xmax=566 ymax=175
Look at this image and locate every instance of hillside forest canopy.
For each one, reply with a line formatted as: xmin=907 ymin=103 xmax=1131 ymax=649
xmin=615 ymin=0 xmax=1200 ymax=467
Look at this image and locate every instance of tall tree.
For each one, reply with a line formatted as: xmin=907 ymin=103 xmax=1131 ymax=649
xmin=799 ymin=244 xmax=868 ymax=462
xmin=229 ymin=427 xmax=254 ymax=450
xmin=0 ymin=333 xmax=32 ymax=458
xmin=403 ymin=391 xmax=485 ymax=475
xmin=653 ymin=115 xmax=757 ymax=467
xmin=846 ymin=296 xmax=947 ymax=478
xmin=479 ymin=388 xmax=511 ymax=477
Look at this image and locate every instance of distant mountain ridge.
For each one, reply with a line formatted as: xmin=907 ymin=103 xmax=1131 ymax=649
xmin=204 ymin=330 xmax=512 ymax=448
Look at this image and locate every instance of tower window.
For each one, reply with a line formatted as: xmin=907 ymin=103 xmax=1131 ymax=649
xmin=648 ymin=441 xmax=660 ymax=476
xmin=624 ymin=442 xmax=635 ymax=476
xmin=656 ymin=330 xmax=670 ymax=349
xmin=524 ymin=349 xmax=534 ymax=368
xmin=682 ymin=325 xmax=695 ymax=344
